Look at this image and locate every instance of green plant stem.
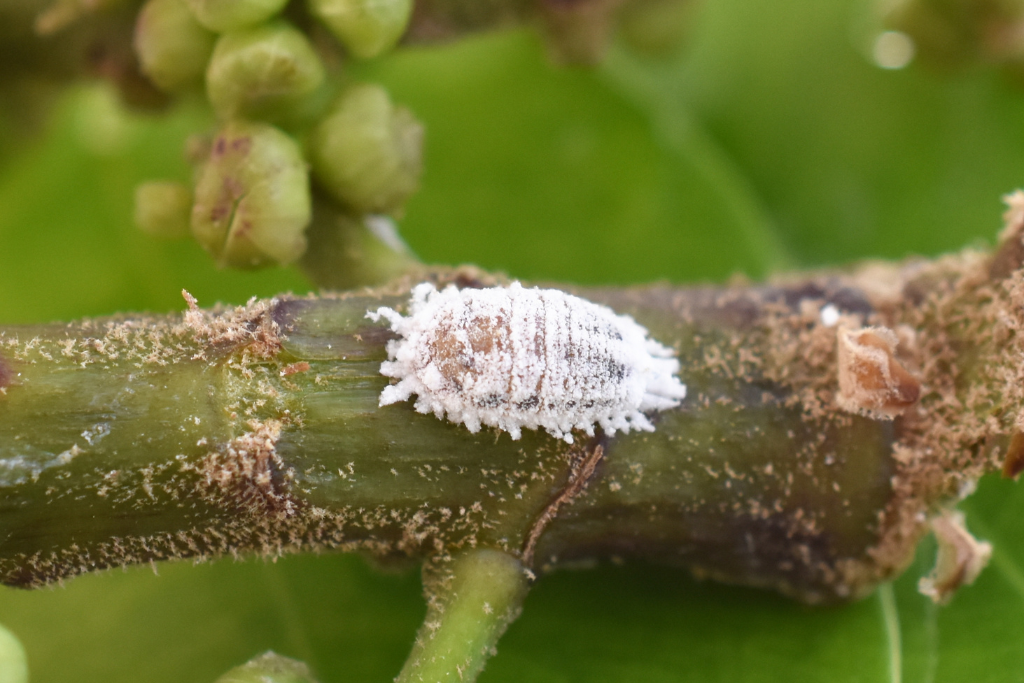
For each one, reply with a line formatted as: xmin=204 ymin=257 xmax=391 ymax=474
xmin=0 ymin=248 xmax=1009 ymax=597
xmin=396 ymin=549 xmax=530 ymax=683
xmin=4 ymin=237 xmax=1024 ymax=678
xmin=299 ymin=194 xmax=423 ymax=290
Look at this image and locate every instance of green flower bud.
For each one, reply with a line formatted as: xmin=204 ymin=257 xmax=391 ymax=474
xmin=191 ymin=120 xmax=311 ymax=268
xmin=215 ymin=652 xmax=319 ymax=683
xmin=185 ymin=0 xmax=289 ymax=32
xmin=134 ymin=180 xmax=194 ymax=239
xmin=206 ymin=22 xmax=326 ymax=122
xmin=0 ymin=624 xmax=28 ymax=683
xmin=134 ymin=0 xmax=216 ymax=92
xmin=308 ymin=0 xmax=412 ymax=59
xmin=307 ymin=84 xmax=423 ymax=215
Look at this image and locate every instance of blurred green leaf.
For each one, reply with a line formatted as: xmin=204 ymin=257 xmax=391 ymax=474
xmin=1 ymin=0 xmax=1023 ymax=681
xmin=0 ymin=620 xmax=27 ymax=683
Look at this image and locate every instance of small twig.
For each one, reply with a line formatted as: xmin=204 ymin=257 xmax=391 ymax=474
xmin=521 ymin=442 xmax=604 ymax=567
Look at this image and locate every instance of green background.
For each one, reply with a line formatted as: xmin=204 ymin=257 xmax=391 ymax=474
xmin=2 ymin=0 xmax=1024 ymax=680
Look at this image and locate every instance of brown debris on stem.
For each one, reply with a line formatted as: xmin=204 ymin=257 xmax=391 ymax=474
xmin=1001 ymin=432 xmax=1024 ymax=479
xmin=835 ymin=325 xmax=921 ymax=419
xmin=0 ymin=354 xmax=13 ymax=394
xmin=195 ymin=419 xmax=297 ymax=517
xmin=918 ymin=510 xmax=992 ymax=604
xmin=182 ymin=289 xmax=283 ymax=360
xmin=279 ymin=361 xmax=311 ymax=377
xmin=830 ymin=192 xmax=1024 ymax=602
xmin=988 ymin=190 xmax=1024 ymax=279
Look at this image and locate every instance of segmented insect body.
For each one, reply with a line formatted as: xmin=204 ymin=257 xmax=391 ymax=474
xmin=367 ymin=282 xmax=687 ymax=442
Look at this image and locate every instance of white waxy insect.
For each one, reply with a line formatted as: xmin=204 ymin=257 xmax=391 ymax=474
xmin=366 ymin=282 xmax=687 ymax=443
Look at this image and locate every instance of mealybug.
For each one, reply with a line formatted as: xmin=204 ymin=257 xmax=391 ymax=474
xmin=367 ymin=282 xmax=687 ymax=442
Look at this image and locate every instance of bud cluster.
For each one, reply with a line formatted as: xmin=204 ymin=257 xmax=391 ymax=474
xmin=132 ymin=0 xmax=423 ymax=271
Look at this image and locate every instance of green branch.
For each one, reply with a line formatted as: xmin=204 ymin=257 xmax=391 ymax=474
xmin=3 ymin=216 xmax=1024 ymax=678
